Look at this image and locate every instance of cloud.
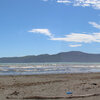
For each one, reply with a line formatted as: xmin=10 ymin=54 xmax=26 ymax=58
xmin=57 ymin=0 xmax=71 ymax=3
xmin=28 ymin=29 xmax=52 ymax=37
xmin=55 ymin=0 xmax=100 ymax=9
xmin=51 ymin=33 xmax=100 ymax=43
xmin=28 ymin=21 xmax=100 ymax=47
xmin=69 ymin=44 xmax=82 ymax=47
xmin=28 ymin=29 xmax=100 ymax=44
xmin=89 ymin=21 xmax=100 ymax=29
xmin=73 ymin=0 xmax=100 ymax=9
xmin=42 ymin=0 xmax=100 ymax=9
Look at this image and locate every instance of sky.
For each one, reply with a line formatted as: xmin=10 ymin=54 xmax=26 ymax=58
xmin=0 ymin=0 xmax=100 ymax=57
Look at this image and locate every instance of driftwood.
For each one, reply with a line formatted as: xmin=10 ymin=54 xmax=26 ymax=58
xmin=6 ymin=93 xmax=100 ymax=99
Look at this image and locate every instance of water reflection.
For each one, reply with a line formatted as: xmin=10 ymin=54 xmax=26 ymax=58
xmin=0 ymin=63 xmax=100 ymax=75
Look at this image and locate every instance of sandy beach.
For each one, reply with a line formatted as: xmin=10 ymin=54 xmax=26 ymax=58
xmin=0 ymin=73 xmax=100 ymax=100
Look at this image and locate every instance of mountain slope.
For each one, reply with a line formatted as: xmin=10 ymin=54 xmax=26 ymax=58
xmin=0 ymin=51 xmax=100 ymax=63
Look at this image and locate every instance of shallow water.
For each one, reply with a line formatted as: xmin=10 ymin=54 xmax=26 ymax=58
xmin=0 ymin=62 xmax=100 ymax=75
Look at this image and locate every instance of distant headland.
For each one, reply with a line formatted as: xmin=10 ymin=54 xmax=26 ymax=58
xmin=0 ymin=51 xmax=100 ymax=63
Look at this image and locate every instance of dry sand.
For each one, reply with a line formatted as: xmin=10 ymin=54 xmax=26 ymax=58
xmin=0 ymin=73 xmax=100 ymax=100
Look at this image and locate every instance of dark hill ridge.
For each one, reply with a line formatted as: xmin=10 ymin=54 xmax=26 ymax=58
xmin=0 ymin=51 xmax=100 ymax=63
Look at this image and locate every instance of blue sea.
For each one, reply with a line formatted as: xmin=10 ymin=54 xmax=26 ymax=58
xmin=0 ymin=62 xmax=100 ymax=75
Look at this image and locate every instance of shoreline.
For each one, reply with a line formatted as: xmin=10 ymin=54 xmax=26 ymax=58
xmin=0 ymin=72 xmax=99 ymax=76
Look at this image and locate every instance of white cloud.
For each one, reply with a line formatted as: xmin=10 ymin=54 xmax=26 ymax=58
xmin=89 ymin=21 xmax=100 ymax=29
xmin=57 ymin=0 xmax=71 ymax=3
xmin=28 ymin=21 xmax=100 ymax=47
xmin=42 ymin=0 xmax=100 ymax=9
xmin=69 ymin=44 xmax=82 ymax=47
xmin=28 ymin=29 xmax=52 ymax=37
xmin=28 ymin=29 xmax=100 ymax=43
xmin=56 ymin=0 xmax=100 ymax=9
xmin=51 ymin=33 xmax=100 ymax=43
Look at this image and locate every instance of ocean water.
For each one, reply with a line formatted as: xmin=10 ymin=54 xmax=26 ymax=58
xmin=0 ymin=62 xmax=100 ymax=75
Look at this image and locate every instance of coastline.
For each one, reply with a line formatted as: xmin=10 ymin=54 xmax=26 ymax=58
xmin=0 ymin=72 xmax=100 ymax=100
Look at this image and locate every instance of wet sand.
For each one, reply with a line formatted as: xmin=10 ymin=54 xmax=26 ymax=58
xmin=0 ymin=73 xmax=100 ymax=100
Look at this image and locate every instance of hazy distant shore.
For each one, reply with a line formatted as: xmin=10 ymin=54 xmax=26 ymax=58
xmin=1 ymin=51 xmax=100 ymax=63
xmin=0 ymin=73 xmax=100 ymax=100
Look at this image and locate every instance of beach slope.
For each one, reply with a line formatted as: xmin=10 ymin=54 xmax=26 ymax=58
xmin=0 ymin=73 xmax=100 ymax=100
